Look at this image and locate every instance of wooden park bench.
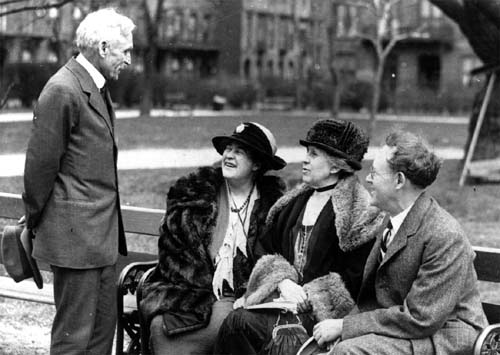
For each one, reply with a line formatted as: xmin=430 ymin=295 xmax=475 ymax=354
xmin=0 ymin=192 xmax=161 ymax=355
xmin=257 ymin=96 xmax=295 ymax=111
xmin=164 ymin=92 xmax=191 ymax=110
xmin=1 ymin=191 xmax=499 ymax=355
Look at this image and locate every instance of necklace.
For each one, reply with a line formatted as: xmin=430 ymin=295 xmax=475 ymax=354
xmin=227 ymin=181 xmax=255 ymax=238
xmin=228 ymin=182 xmax=255 ymax=213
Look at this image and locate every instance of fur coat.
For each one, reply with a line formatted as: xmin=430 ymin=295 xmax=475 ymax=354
xmin=244 ymin=174 xmax=385 ymax=321
xmin=140 ymin=166 xmax=285 ymax=335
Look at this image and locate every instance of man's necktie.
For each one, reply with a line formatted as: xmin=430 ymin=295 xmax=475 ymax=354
xmin=380 ymin=220 xmax=393 ymax=253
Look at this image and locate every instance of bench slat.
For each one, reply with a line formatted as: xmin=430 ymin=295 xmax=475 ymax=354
xmin=473 ymin=247 xmax=500 ymax=283
xmin=483 ymin=303 xmax=500 ymax=324
xmin=0 ymin=192 xmax=164 ymax=236
xmin=0 ymin=251 xmax=157 ymax=273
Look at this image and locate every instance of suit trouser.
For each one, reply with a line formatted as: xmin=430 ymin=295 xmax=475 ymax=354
xmin=50 ymin=264 xmax=117 ymax=355
xmin=329 ymin=334 xmax=414 ymax=355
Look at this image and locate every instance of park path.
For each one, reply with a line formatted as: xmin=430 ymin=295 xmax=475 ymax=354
xmin=0 ymin=109 xmax=467 ymax=177
xmin=0 ymin=146 xmax=463 ymax=177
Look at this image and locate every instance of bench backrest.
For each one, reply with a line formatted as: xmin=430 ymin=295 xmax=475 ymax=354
xmin=0 ymin=192 xmax=499 ymax=322
xmin=0 ymin=193 xmax=160 ymax=272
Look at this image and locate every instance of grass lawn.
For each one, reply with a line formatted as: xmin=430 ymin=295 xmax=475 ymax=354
xmin=0 ymin=113 xmax=468 ymax=154
xmin=0 ymin=113 xmax=498 ymax=354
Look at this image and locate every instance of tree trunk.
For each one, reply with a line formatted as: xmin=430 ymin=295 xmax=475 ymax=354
xmin=368 ymin=59 xmax=384 ymax=138
xmin=429 ymin=0 xmax=500 ymax=162
xmin=464 ymin=76 xmax=500 ymax=161
xmin=330 ymin=66 xmax=340 ymax=118
xmin=139 ymin=47 xmax=155 ymax=116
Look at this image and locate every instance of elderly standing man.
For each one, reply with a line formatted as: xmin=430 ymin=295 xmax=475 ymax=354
xmin=313 ymin=130 xmax=488 ymax=355
xmin=22 ymin=8 xmax=135 ymax=355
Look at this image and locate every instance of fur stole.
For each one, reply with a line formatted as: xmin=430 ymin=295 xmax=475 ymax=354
xmin=266 ymin=174 xmax=384 ymax=252
xmin=245 ymin=255 xmax=355 ymax=321
xmin=141 ymin=166 xmax=286 ymax=329
xmin=244 ymin=175 xmax=384 ymax=321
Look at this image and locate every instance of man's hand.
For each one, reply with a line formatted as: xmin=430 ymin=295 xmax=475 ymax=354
xmin=278 ymin=279 xmax=311 ymax=313
xmin=313 ymin=319 xmax=343 ymax=347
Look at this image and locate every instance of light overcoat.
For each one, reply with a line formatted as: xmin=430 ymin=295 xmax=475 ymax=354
xmin=23 ymin=58 xmax=126 ymax=268
xmin=342 ymin=192 xmax=488 ymax=354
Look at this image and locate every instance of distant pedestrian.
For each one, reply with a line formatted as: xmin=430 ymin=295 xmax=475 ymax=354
xmin=23 ymin=8 xmax=135 ymax=355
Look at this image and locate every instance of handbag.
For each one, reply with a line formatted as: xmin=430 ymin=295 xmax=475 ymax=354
xmin=260 ymin=311 xmax=309 ymax=355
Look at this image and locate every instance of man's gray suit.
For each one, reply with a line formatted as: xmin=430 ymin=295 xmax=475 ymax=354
xmin=23 ymin=57 xmax=126 ymax=354
xmin=339 ymin=192 xmax=488 ymax=354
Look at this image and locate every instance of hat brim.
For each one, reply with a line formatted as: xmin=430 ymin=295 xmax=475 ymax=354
xmin=299 ymin=139 xmax=362 ymax=170
xmin=212 ymin=136 xmax=286 ymax=170
xmin=1 ymin=225 xmax=43 ymax=289
xmin=20 ymin=227 xmax=43 ymax=289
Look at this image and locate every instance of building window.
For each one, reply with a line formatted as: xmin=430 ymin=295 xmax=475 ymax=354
xmin=186 ymin=12 xmax=197 ymax=41
xmin=166 ymin=9 xmax=182 ymax=39
xmin=244 ymin=58 xmax=251 ymax=79
xmin=268 ymin=16 xmax=275 ymax=49
xmin=203 ymin=13 xmax=213 ymax=43
xmin=245 ymin=12 xmax=253 ymax=49
xmin=267 ymin=59 xmax=274 ymax=75
xmin=418 ymin=54 xmax=440 ymax=91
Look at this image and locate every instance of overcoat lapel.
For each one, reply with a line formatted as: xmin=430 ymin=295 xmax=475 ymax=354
xmin=379 ymin=192 xmax=430 ymax=268
xmin=65 ymin=58 xmax=115 ymax=139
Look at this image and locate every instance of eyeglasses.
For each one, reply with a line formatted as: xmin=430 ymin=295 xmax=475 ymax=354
xmin=367 ymin=167 xmax=396 ymax=180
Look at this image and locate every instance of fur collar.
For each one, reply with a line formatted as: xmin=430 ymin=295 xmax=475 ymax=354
xmin=266 ymin=175 xmax=385 ymax=252
xmin=167 ymin=166 xmax=285 ymax=210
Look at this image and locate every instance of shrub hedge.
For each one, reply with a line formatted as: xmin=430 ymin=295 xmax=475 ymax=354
xmin=0 ymin=63 xmax=473 ymax=114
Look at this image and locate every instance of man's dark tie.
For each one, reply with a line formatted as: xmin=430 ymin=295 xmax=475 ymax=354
xmin=100 ymin=85 xmax=113 ymax=123
xmin=380 ymin=220 xmax=393 ymax=253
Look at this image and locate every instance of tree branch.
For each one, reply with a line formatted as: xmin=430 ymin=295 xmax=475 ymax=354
xmin=0 ymin=0 xmax=75 ymax=17
xmin=0 ymin=82 xmax=15 ymax=110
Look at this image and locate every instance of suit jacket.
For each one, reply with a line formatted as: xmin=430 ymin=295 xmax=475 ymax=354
xmin=23 ymin=57 xmax=126 ymax=268
xmin=342 ymin=192 xmax=488 ymax=354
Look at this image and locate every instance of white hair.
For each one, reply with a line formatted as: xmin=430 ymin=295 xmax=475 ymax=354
xmin=75 ymin=8 xmax=135 ymax=51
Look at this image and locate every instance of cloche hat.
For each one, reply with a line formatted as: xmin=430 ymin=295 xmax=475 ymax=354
xmin=212 ymin=122 xmax=286 ymax=171
xmin=300 ymin=119 xmax=369 ymax=170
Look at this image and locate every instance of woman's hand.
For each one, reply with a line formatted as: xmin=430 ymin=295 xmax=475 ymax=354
xmin=313 ymin=319 xmax=343 ymax=347
xmin=278 ymin=279 xmax=311 ymax=313
xmin=233 ymin=296 xmax=246 ymax=309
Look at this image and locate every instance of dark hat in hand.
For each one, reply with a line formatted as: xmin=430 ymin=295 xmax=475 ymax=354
xmin=300 ymin=119 xmax=369 ymax=170
xmin=1 ymin=224 xmax=43 ymax=289
xmin=212 ymin=122 xmax=286 ymax=171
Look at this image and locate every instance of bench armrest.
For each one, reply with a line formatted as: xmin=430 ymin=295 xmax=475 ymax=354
xmin=137 ymin=266 xmax=157 ymax=355
xmin=116 ymin=261 xmax=157 ymax=355
xmin=473 ymin=323 xmax=500 ymax=355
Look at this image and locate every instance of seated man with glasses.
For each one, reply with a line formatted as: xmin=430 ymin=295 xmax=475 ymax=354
xmin=312 ymin=130 xmax=488 ymax=355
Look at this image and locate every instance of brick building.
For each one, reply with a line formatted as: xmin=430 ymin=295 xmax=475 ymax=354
xmin=0 ymin=0 xmax=483 ymax=111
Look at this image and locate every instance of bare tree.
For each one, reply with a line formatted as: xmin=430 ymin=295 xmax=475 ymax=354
xmin=0 ymin=0 xmax=75 ymax=17
xmin=333 ymin=0 xmax=425 ymax=137
xmin=138 ymin=0 xmax=164 ymax=116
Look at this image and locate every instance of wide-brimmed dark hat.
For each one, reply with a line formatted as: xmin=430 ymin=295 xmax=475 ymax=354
xmin=300 ymin=119 xmax=369 ymax=170
xmin=212 ymin=122 xmax=286 ymax=171
xmin=1 ymin=224 xmax=43 ymax=289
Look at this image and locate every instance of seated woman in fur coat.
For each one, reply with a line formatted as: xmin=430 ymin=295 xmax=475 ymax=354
xmin=214 ymin=119 xmax=386 ymax=355
xmin=139 ymin=122 xmax=287 ymax=354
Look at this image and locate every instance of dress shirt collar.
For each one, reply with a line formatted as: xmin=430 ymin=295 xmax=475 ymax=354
xmin=76 ymin=53 xmax=106 ymax=90
xmin=389 ymin=202 xmax=414 ymax=238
